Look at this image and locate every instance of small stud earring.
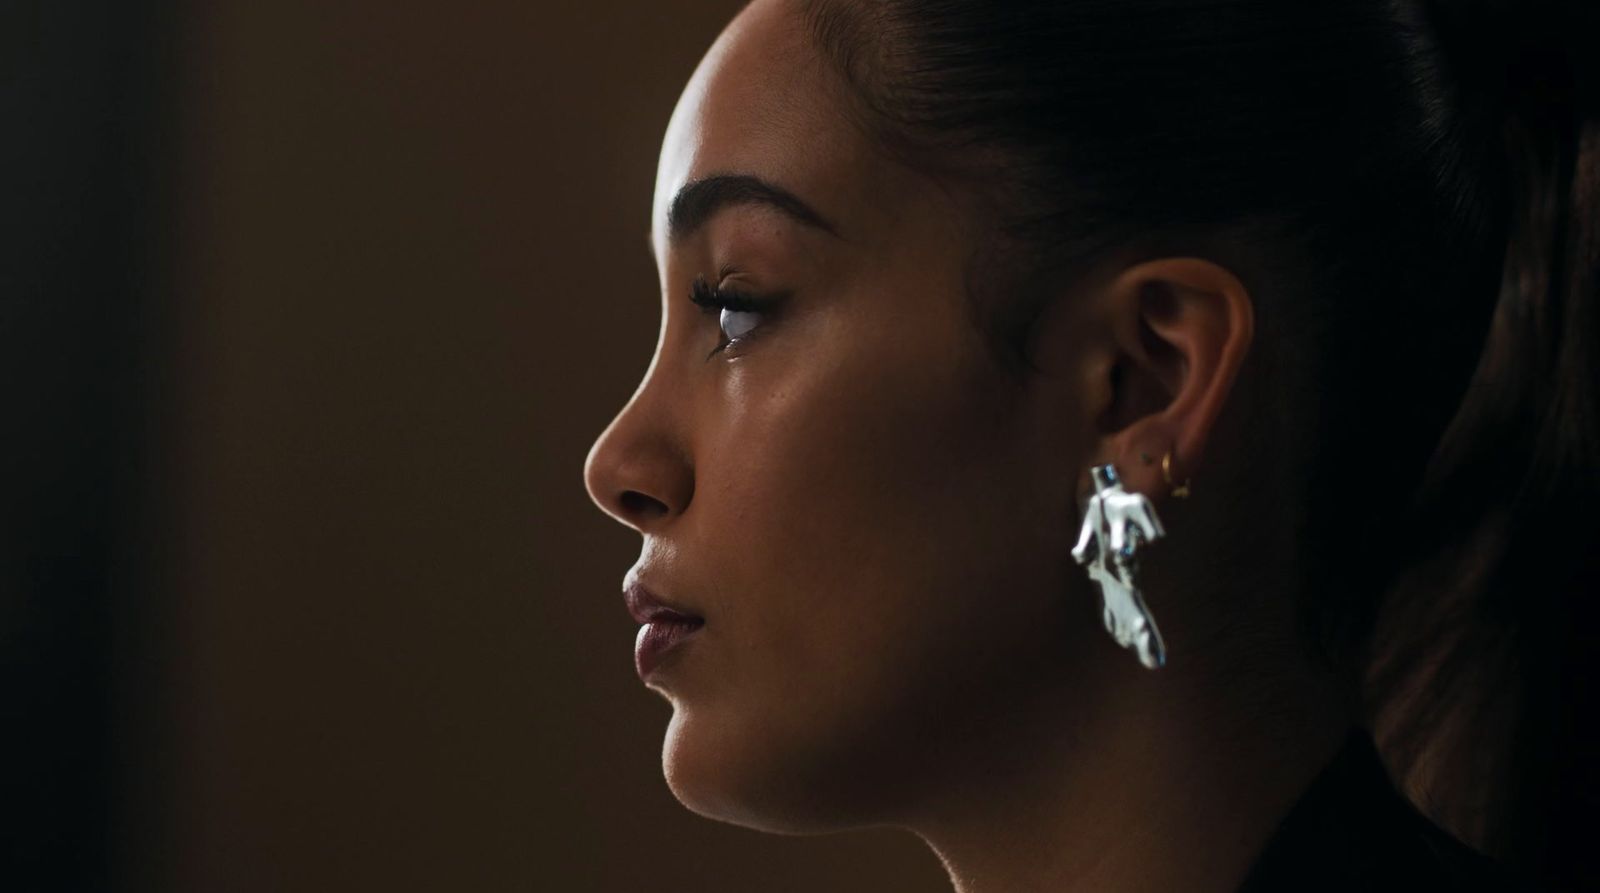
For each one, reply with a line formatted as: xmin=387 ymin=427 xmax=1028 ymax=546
xmin=1162 ymin=450 xmax=1191 ymax=499
xmin=1071 ymin=464 xmax=1169 ymax=669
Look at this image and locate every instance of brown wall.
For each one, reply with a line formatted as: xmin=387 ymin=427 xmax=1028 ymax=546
xmin=147 ymin=2 xmax=948 ymax=890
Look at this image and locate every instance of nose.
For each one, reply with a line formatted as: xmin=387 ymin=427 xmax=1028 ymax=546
xmin=583 ymin=387 xmax=694 ymax=532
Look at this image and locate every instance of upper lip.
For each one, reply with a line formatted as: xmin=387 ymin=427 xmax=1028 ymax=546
xmin=623 ymin=578 xmax=704 ymax=625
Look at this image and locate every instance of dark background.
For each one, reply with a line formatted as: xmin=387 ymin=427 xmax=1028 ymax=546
xmin=3 ymin=1 xmax=948 ymax=889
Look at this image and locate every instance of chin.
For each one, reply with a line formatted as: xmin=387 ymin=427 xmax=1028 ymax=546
xmin=659 ymin=706 xmax=878 ymax=835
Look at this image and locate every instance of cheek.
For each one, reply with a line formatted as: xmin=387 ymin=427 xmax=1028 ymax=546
xmin=721 ymin=323 xmax=1021 ymax=640
xmin=663 ymin=309 xmax=1077 ymax=825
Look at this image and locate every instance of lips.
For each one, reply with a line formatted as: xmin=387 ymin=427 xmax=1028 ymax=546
xmin=624 ymin=580 xmax=704 ymax=681
xmin=623 ymin=581 xmax=703 ymax=626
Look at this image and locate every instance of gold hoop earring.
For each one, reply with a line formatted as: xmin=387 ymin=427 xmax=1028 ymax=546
xmin=1162 ymin=450 xmax=1191 ymax=499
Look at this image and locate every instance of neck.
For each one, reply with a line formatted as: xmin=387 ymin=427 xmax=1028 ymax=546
xmin=902 ymin=654 xmax=1351 ymax=893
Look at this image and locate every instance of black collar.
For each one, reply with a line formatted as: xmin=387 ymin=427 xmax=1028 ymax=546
xmin=1236 ymin=727 xmax=1530 ymax=892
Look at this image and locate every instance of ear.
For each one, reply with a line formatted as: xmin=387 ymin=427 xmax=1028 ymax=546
xmin=1087 ymin=257 xmax=1254 ymax=498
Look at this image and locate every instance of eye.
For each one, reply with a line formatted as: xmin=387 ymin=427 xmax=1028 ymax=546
xmin=688 ymin=276 xmax=774 ymax=358
xmin=719 ymin=306 xmax=760 ymax=341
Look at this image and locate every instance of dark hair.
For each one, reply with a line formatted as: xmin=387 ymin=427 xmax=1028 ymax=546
xmin=800 ymin=0 xmax=1597 ymax=885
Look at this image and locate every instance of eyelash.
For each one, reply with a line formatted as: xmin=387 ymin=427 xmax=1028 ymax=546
xmin=688 ymin=276 xmax=770 ymax=359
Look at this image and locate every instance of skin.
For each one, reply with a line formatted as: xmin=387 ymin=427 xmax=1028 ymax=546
xmin=584 ymin=1 xmax=1352 ymax=890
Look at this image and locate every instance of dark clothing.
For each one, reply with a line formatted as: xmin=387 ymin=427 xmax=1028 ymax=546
xmin=1236 ymin=727 xmax=1532 ymax=891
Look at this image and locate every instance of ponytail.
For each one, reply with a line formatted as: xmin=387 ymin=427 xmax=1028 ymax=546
xmin=1366 ymin=1 xmax=1600 ymax=886
xmin=802 ymin=0 xmax=1596 ymax=878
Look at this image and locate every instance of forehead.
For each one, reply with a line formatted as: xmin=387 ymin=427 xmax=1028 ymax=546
xmin=651 ymin=0 xmax=876 ymax=248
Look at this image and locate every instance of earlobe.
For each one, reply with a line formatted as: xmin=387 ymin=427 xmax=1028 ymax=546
xmin=1096 ymin=257 xmax=1254 ymax=497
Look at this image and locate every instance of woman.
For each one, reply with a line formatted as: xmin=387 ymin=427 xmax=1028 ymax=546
xmin=583 ymin=0 xmax=1596 ymax=889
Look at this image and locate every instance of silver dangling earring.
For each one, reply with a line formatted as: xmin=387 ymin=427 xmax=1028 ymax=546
xmin=1071 ymin=463 xmax=1169 ymax=669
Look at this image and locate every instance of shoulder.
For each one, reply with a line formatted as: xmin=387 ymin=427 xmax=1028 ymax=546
xmin=1236 ymin=728 xmax=1541 ymax=892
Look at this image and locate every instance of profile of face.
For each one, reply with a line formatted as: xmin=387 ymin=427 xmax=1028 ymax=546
xmin=583 ymin=0 xmax=1228 ymax=834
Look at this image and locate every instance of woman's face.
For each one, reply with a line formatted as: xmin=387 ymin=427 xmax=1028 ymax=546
xmin=585 ymin=0 xmax=1106 ymax=831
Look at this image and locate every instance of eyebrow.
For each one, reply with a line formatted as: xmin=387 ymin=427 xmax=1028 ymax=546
xmin=666 ymin=174 xmax=840 ymax=243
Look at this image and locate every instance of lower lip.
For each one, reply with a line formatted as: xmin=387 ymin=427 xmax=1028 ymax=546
xmin=634 ymin=618 xmax=704 ymax=681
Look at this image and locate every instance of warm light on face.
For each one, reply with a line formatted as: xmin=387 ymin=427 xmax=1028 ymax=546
xmin=584 ymin=0 xmax=1101 ymax=834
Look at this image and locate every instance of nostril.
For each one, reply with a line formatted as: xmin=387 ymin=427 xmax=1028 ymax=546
xmin=618 ymin=489 xmax=669 ymax=520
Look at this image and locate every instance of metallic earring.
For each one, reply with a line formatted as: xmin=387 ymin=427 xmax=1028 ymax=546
xmin=1071 ymin=463 xmax=1169 ymax=669
xmin=1162 ymin=450 xmax=1191 ymax=499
